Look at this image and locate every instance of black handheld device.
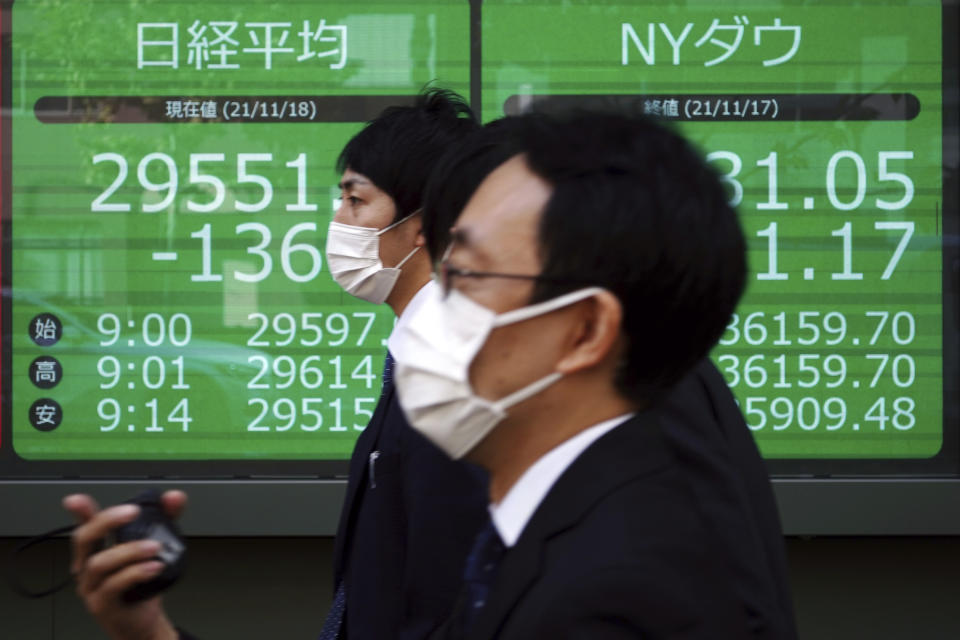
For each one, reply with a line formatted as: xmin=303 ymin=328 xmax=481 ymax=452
xmin=6 ymin=488 xmax=186 ymax=602
xmin=113 ymin=489 xmax=186 ymax=602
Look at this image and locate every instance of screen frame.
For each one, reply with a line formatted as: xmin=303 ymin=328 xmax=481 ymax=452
xmin=2 ymin=479 xmax=960 ymax=537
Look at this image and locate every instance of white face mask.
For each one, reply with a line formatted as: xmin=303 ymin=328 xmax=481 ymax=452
xmin=325 ymin=212 xmax=420 ymax=304
xmin=388 ymin=283 xmax=604 ymax=459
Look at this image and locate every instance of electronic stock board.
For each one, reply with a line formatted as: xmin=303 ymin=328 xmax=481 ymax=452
xmin=2 ymin=0 xmax=957 ymax=534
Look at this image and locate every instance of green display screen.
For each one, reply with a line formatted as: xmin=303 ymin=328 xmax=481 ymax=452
xmin=2 ymin=0 xmax=470 ymax=464
xmin=482 ymin=0 xmax=949 ymax=460
xmin=1 ymin=0 xmax=956 ymax=474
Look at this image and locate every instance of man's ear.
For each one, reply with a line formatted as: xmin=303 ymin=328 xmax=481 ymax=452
xmin=555 ymin=291 xmax=622 ymax=375
xmin=410 ymin=212 xmax=426 ymax=246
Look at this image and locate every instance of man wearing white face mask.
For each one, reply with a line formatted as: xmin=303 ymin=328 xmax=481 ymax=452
xmin=320 ymin=88 xmax=488 ymax=640
xmin=396 ymin=111 xmax=797 ymax=639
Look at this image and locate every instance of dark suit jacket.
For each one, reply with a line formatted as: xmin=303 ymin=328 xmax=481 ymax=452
xmin=332 ymin=372 xmax=488 ymax=640
xmin=657 ymin=359 xmax=796 ymax=637
xmin=434 ymin=360 xmax=796 ymax=640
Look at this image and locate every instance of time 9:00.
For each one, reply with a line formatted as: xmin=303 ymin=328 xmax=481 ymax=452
xmin=97 ymin=313 xmax=193 ymax=347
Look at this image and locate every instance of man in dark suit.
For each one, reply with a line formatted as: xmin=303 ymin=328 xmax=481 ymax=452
xmin=60 ymin=89 xmax=488 ymax=640
xmin=392 ymin=110 xmax=798 ymax=639
xmin=322 ymin=87 xmax=488 ymax=639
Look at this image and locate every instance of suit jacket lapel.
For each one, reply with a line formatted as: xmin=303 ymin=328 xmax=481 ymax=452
xmin=467 ymin=412 xmax=672 ymax=639
xmin=332 ymin=378 xmax=396 ymax=579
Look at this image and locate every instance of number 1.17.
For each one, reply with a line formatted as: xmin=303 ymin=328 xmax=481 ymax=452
xmin=755 ymin=220 xmax=914 ymax=281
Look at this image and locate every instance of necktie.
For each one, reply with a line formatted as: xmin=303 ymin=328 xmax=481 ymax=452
xmin=462 ymin=519 xmax=506 ymax=629
xmin=318 ymin=581 xmax=346 ymax=640
xmin=381 ymin=351 xmax=395 ymax=392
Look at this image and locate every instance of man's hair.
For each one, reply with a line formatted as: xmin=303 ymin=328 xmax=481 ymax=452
xmin=337 ymin=87 xmax=478 ymax=223
xmin=422 ymin=117 xmax=528 ymax=262
xmin=428 ymin=110 xmax=746 ymax=403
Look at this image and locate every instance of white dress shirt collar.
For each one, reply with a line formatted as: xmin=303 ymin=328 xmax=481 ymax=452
xmin=389 ymin=279 xmax=435 ymax=342
xmin=489 ymin=413 xmax=634 ymax=547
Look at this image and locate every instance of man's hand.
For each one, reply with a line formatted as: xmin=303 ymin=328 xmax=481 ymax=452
xmin=63 ymin=491 xmax=187 ymax=640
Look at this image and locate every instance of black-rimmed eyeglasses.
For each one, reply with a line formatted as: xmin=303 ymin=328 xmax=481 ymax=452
xmin=437 ymin=259 xmax=581 ymax=297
